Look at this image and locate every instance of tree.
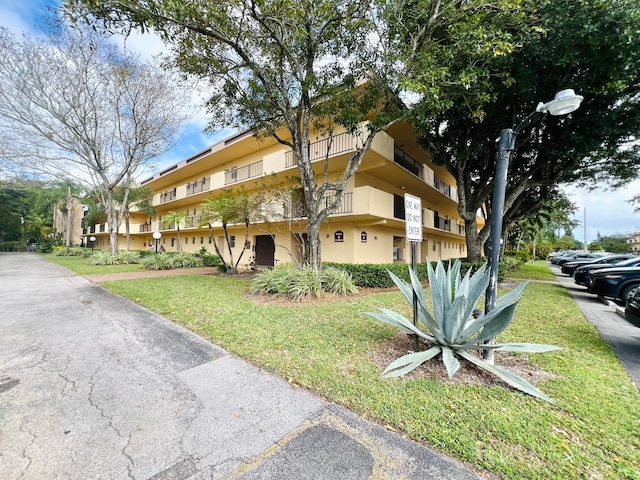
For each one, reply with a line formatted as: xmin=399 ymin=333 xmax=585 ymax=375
xmin=161 ymin=210 xmax=190 ymax=253
xmin=65 ymin=0 xmax=405 ymax=270
xmin=68 ymin=1 xmax=529 ymax=270
xmin=404 ymin=0 xmax=640 ymax=261
xmin=0 ymin=23 xmax=190 ymax=256
xmin=113 ymin=184 xmax=155 ymax=251
xmin=199 ymin=188 xmax=264 ymax=273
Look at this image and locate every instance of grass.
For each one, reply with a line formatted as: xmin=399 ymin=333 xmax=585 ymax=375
xmin=93 ymin=261 xmax=640 ymax=480
xmin=44 ymin=253 xmax=147 ymax=275
xmin=506 ymin=260 xmax=558 ymax=281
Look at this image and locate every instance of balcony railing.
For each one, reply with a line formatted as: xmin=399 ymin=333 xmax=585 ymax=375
xmin=434 ymin=175 xmax=453 ymax=199
xmin=187 ymin=215 xmax=201 ymax=228
xmin=225 ymin=160 xmax=263 ymax=185
xmin=434 ymin=215 xmax=451 ymax=232
xmin=286 ymin=192 xmax=353 ymax=219
xmin=285 ymin=132 xmax=354 ymax=168
xmin=159 ymin=189 xmax=177 ymax=204
xmin=139 ymin=223 xmax=153 ymax=233
xmin=186 ymin=178 xmax=210 ymax=196
xmin=393 ymin=147 xmax=424 ymax=178
xmin=159 ymin=221 xmax=176 ymax=231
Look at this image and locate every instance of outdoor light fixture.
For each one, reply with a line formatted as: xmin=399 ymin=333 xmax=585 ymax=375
xmin=484 ymin=89 xmax=583 ymax=363
xmin=153 ymin=231 xmax=162 ymax=253
xmin=89 ymin=236 xmax=96 ymax=254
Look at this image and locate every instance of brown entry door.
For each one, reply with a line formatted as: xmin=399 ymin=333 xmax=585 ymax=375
xmin=254 ymin=235 xmax=275 ymax=267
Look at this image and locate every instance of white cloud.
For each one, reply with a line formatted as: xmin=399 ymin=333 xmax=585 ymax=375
xmin=562 ymin=179 xmax=640 ymax=242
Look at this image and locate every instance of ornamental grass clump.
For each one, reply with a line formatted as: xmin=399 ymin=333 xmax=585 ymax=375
xmin=363 ymin=259 xmax=561 ymax=403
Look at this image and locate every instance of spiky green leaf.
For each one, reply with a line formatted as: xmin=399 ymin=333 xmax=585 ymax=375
xmin=363 ymin=308 xmax=435 ymax=342
xmin=381 ymin=346 xmax=442 ymax=377
xmin=457 ymin=350 xmax=554 ymax=403
xmin=441 ymin=347 xmax=460 ymax=377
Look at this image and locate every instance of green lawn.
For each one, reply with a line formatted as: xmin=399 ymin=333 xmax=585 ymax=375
xmin=96 ymin=261 xmax=640 ymax=480
xmin=506 ymin=260 xmax=558 ymax=281
xmin=44 ymin=253 xmax=147 ymax=275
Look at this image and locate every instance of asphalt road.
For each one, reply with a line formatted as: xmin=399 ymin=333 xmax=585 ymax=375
xmin=0 ymin=253 xmax=478 ymax=480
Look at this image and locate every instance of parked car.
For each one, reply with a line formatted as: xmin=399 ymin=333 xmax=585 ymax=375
xmin=624 ymin=288 xmax=640 ymax=328
xmin=554 ymin=252 xmax=609 ymax=267
xmin=562 ymin=254 xmax=637 ymax=277
xmin=575 ymin=257 xmax=640 ymax=287
xmin=589 ymin=266 xmax=640 ymax=304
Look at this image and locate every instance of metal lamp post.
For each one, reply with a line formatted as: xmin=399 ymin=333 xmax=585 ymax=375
xmin=484 ymin=89 xmax=584 ymax=363
xmin=152 ymin=231 xmax=162 ymax=254
xmin=89 ymin=236 xmax=96 ymax=254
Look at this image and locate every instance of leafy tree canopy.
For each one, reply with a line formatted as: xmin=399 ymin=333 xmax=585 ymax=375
xmin=406 ymin=0 xmax=640 ymax=261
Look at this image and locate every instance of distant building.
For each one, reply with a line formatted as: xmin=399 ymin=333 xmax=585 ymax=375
xmin=84 ymin=121 xmax=483 ymax=266
xmin=627 ymin=233 xmax=640 ymax=253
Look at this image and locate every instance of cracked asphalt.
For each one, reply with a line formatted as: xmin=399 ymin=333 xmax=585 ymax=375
xmin=0 ymin=253 xmax=479 ymax=480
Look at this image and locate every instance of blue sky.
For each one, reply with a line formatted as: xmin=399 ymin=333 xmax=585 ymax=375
xmin=1 ymin=0 xmax=639 ymax=241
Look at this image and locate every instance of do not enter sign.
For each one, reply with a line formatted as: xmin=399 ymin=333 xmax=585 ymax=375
xmin=404 ymin=193 xmax=422 ymax=242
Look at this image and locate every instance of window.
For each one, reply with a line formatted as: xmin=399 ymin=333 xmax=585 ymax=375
xmin=229 ymin=235 xmax=236 ymax=247
xmin=200 ymin=237 xmax=204 ymax=244
xmin=192 ymin=237 xmax=196 ymax=244
xmin=171 ymin=238 xmax=175 ymax=247
xmin=334 ymin=231 xmax=344 ymax=242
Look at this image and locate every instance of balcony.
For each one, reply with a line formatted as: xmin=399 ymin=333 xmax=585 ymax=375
xmin=282 ymin=192 xmax=354 ymax=219
xmin=186 ymin=177 xmax=210 ymax=196
xmin=139 ymin=223 xmax=153 ymax=233
xmin=285 ymin=132 xmax=354 ymax=168
xmin=159 ymin=189 xmax=177 ymax=204
xmin=225 ymin=160 xmax=263 ymax=185
xmin=393 ymin=146 xmax=423 ymax=178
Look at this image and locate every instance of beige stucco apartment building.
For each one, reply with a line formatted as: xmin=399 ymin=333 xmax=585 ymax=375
xmin=84 ymin=121 xmax=476 ymax=268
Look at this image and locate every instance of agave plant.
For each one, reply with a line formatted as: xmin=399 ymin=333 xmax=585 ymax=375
xmin=363 ymin=259 xmax=561 ymax=403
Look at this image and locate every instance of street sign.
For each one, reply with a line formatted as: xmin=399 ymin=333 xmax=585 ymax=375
xmin=404 ymin=193 xmax=422 ymax=242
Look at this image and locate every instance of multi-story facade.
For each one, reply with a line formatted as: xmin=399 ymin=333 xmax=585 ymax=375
xmin=628 ymin=233 xmax=640 ymax=253
xmin=85 ymin=121 xmax=476 ymax=267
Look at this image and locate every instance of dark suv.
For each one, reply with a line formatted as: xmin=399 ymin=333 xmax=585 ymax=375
xmin=574 ymin=256 xmax=640 ymax=286
xmin=589 ymin=266 xmax=640 ymax=304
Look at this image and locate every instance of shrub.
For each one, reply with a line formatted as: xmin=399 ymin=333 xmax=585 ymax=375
xmin=320 ymin=267 xmax=359 ymax=295
xmin=250 ymin=265 xmax=358 ymax=301
xmin=116 ymin=251 xmax=140 ymax=264
xmin=171 ymin=252 xmax=204 ymax=268
xmin=323 ymin=261 xmax=489 ymax=288
xmin=142 ymin=252 xmax=176 ymax=270
xmin=53 ymin=246 xmax=84 ymax=256
xmin=363 ymin=260 xmax=561 ymax=403
xmin=504 ymin=250 xmax=530 ymax=263
xmin=88 ymin=250 xmax=120 ymax=265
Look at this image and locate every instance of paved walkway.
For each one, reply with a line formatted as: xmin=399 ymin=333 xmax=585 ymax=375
xmin=550 ymin=265 xmax=640 ymax=391
xmin=0 ymin=253 xmax=479 ymax=480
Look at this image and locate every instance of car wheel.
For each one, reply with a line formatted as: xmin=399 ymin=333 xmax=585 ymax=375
xmin=622 ymin=283 xmax=640 ymax=305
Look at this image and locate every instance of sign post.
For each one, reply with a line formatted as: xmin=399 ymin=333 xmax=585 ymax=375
xmin=404 ymin=194 xmax=422 ymax=352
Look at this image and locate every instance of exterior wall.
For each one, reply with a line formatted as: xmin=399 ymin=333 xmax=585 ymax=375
xmin=84 ymin=121 xmax=472 ymax=263
xmin=53 ymin=198 xmax=85 ymax=246
xmin=628 ymin=233 xmax=640 ymax=253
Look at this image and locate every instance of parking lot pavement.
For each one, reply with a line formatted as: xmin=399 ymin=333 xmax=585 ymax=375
xmin=0 ymin=253 xmax=479 ymax=480
xmin=551 ymin=264 xmax=640 ymax=391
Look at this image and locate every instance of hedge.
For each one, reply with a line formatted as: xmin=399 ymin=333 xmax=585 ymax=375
xmin=322 ymin=260 xmax=498 ymax=288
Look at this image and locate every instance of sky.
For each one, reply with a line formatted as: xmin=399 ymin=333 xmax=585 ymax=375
xmin=1 ymin=0 xmax=639 ymax=242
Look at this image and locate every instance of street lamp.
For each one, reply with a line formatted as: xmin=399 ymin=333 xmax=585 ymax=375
xmin=89 ymin=236 xmax=96 ymax=254
xmin=152 ymin=231 xmax=162 ymax=253
xmin=484 ymin=89 xmax=583 ymax=362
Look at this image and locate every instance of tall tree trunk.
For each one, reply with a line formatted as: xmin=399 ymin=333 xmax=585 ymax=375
xmin=124 ymin=209 xmax=131 ymax=251
xmin=105 ymin=190 xmax=119 ymax=256
xmin=464 ymin=217 xmax=484 ymax=263
xmin=65 ymin=187 xmax=73 ymax=251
